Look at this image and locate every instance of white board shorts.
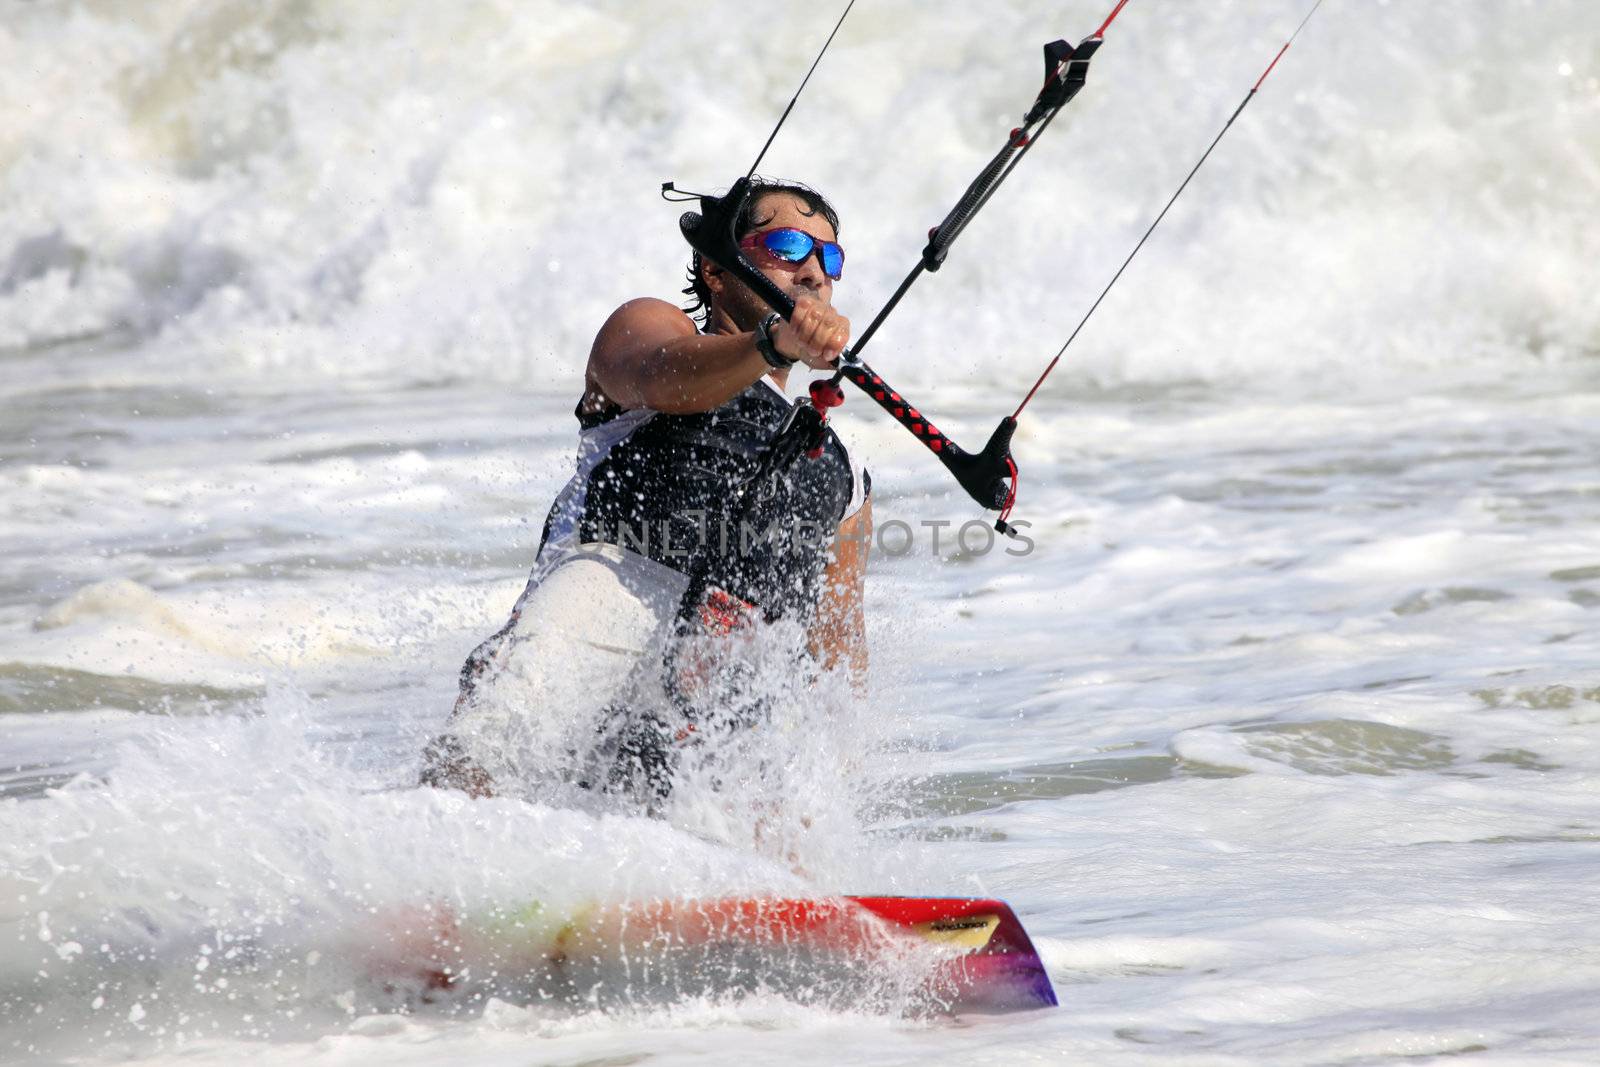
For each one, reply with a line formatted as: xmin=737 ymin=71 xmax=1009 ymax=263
xmin=433 ymin=543 xmax=691 ymax=795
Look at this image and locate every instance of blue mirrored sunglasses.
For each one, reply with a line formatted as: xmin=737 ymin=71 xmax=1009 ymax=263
xmin=739 ymin=226 xmax=845 ymax=280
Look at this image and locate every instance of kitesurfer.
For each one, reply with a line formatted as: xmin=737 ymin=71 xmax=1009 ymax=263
xmin=421 ymin=178 xmax=871 ymax=801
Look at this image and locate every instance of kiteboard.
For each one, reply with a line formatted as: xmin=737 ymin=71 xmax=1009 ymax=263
xmin=364 ymin=894 xmax=1056 ymax=1015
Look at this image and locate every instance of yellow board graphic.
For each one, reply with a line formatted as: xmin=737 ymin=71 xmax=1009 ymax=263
xmin=913 ymin=914 xmax=999 ymax=951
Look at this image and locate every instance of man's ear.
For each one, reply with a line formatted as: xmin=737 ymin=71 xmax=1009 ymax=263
xmin=702 ymin=258 xmax=729 ymax=299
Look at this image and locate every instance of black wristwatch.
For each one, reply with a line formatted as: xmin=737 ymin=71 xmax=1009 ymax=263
xmin=754 ymin=312 xmax=797 ymax=369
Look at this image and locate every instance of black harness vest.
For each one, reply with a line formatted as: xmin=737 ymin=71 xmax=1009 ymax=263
xmin=555 ymin=380 xmax=862 ymax=619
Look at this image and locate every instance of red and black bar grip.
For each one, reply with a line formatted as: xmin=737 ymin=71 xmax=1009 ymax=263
xmin=837 ymin=362 xmax=1016 ymax=512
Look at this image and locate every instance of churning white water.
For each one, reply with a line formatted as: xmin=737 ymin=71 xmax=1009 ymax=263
xmin=3 ymin=0 xmax=1599 ymax=1062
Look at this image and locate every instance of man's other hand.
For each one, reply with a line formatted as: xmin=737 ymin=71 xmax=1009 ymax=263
xmin=773 ymin=295 xmax=850 ymax=370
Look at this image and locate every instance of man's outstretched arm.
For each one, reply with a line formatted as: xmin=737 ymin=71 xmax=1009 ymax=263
xmin=585 ymin=297 xmax=848 ymax=414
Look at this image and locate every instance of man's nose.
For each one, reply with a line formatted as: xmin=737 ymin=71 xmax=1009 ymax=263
xmin=793 ymin=251 xmax=830 ymax=291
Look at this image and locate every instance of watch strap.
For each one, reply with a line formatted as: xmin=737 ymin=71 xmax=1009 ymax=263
xmin=755 ymin=312 xmax=797 ymax=369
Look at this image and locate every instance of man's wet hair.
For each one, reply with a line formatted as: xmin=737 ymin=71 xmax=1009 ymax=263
xmin=681 ymin=177 xmax=842 ymax=329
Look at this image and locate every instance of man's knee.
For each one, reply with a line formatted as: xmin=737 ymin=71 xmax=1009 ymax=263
xmin=419 ymin=733 xmax=495 ymax=798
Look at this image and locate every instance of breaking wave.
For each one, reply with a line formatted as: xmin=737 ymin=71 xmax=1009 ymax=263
xmin=2 ymin=0 xmax=1596 ymax=395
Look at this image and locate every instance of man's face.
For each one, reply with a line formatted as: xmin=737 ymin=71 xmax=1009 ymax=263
xmin=705 ymin=191 xmax=838 ymax=325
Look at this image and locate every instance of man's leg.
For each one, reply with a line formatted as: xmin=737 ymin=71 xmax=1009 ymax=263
xmin=421 ymin=546 xmax=688 ymax=799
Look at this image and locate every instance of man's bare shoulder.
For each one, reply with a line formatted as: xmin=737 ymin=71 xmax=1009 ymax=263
xmin=590 ymin=297 xmax=697 ymax=364
xmin=598 ymin=297 xmax=699 ymax=340
xmin=585 ymin=298 xmax=702 ymax=411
